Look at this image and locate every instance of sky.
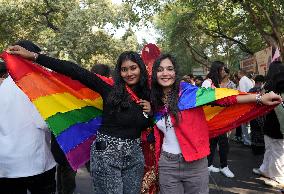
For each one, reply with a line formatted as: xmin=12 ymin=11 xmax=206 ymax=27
xmin=109 ymin=0 xmax=160 ymax=44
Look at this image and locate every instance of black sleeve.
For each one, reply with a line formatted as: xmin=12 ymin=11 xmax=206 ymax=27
xmin=36 ymin=54 xmax=111 ymax=96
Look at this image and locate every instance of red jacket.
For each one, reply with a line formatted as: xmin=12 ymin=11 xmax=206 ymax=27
xmin=154 ymin=107 xmax=210 ymax=168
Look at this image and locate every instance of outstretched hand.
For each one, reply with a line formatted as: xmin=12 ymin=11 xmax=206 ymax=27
xmin=6 ymin=45 xmax=37 ymax=61
xmin=261 ymin=91 xmax=282 ymax=106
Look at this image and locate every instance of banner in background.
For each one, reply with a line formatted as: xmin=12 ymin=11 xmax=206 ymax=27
xmin=240 ymin=56 xmax=257 ymax=73
xmin=254 ymin=47 xmax=272 ymax=75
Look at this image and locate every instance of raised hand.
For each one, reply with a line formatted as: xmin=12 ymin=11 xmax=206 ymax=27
xmin=6 ymin=45 xmax=38 ymax=61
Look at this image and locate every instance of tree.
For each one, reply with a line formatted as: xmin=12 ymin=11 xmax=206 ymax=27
xmin=0 ymin=0 xmax=140 ymax=68
xmin=125 ymin=0 xmax=284 ymax=69
xmin=235 ymin=0 xmax=284 ymax=60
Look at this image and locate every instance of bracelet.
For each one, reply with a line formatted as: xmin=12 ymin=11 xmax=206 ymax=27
xmin=256 ymin=93 xmax=263 ymax=105
xmin=32 ymin=53 xmax=38 ymax=61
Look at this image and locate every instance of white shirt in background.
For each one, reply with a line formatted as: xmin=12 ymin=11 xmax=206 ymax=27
xmin=201 ymin=79 xmax=212 ymax=88
xmin=239 ymin=76 xmax=254 ymax=92
xmin=0 ymin=76 xmax=56 ymax=178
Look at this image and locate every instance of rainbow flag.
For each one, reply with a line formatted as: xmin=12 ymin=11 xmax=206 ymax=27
xmin=1 ymin=52 xmax=109 ymax=170
xmin=1 ymin=52 xmax=275 ymax=171
xmin=155 ymin=81 xmax=275 ymax=138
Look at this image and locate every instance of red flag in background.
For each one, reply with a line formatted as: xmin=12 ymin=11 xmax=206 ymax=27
xmin=141 ymin=43 xmax=161 ymax=85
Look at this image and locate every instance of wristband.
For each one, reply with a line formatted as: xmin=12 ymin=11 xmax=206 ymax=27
xmin=33 ymin=53 xmax=38 ymax=61
xmin=256 ymin=93 xmax=263 ymax=105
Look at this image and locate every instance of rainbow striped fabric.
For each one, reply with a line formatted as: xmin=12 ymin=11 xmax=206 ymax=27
xmin=1 ymin=52 xmax=107 ymax=170
xmin=1 ymin=52 xmax=275 ymax=170
xmin=155 ymin=81 xmax=275 ymax=138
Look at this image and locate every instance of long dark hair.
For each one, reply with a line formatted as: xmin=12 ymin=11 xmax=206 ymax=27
xmin=206 ymin=61 xmax=225 ymax=88
xmin=151 ymin=54 xmax=181 ymax=123
xmin=264 ymin=61 xmax=284 ymax=93
xmin=107 ymin=51 xmax=149 ymax=111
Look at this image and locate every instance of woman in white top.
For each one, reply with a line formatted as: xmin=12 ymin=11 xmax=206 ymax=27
xmin=202 ymin=61 xmax=235 ymax=178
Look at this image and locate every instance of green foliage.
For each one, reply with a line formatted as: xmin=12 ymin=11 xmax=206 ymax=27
xmin=2 ymin=0 xmax=284 ymax=73
xmin=126 ymin=0 xmax=284 ymax=71
xmin=0 ymin=0 xmax=140 ymax=68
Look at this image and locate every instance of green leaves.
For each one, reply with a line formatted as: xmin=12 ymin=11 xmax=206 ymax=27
xmin=0 ymin=0 xmax=140 ymax=69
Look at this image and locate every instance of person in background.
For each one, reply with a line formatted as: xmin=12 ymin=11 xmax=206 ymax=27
xmin=150 ymin=54 xmax=281 ymax=194
xmin=249 ymin=75 xmax=266 ymax=155
xmin=201 ymin=61 xmax=225 ymax=88
xmin=220 ymin=67 xmax=236 ymax=89
xmin=232 ymin=72 xmax=243 ymax=143
xmin=238 ymin=69 xmax=254 ymax=146
xmin=0 ymin=40 xmax=56 ymax=194
xmin=248 ymin=71 xmax=256 ymax=86
xmin=202 ymin=61 xmax=235 ymax=178
xmin=51 ymin=134 xmax=77 ymax=194
xmin=253 ymin=61 xmax=284 ymax=189
xmin=91 ymin=64 xmax=111 ymax=77
xmin=182 ymin=73 xmax=195 ymax=85
xmin=194 ymin=75 xmax=204 ymax=87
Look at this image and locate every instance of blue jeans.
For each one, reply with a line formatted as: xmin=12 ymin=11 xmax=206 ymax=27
xmin=90 ymin=136 xmax=144 ymax=194
xmin=241 ymin=123 xmax=251 ymax=145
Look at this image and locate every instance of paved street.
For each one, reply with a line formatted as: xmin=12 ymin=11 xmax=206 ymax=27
xmin=74 ymin=141 xmax=282 ymax=194
xmin=209 ymin=141 xmax=281 ymax=194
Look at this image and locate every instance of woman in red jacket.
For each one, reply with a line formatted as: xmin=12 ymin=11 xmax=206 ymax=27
xmin=150 ymin=54 xmax=282 ymax=194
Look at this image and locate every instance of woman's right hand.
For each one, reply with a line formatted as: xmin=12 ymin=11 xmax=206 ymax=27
xmin=261 ymin=91 xmax=282 ymax=106
xmin=139 ymin=99 xmax=152 ymax=114
xmin=7 ymin=45 xmax=38 ymax=61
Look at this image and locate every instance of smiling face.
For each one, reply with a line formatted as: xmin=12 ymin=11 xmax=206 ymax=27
xmin=156 ymin=58 xmax=176 ymax=92
xmin=120 ymin=59 xmax=141 ymax=87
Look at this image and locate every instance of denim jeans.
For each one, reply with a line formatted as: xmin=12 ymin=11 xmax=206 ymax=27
xmin=90 ymin=135 xmax=144 ymax=194
xmin=241 ymin=123 xmax=251 ymax=145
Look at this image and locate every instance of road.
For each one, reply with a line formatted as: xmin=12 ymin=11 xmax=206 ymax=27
xmin=74 ymin=141 xmax=282 ymax=194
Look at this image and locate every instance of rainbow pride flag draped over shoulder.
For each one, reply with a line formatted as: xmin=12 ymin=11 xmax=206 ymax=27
xmin=1 ymin=52 xmax=276 ymax=171
xmin=1 ymin=52 xmax=109 ymax=170
xmin=155 ymin=81 xmax=275 ymax=138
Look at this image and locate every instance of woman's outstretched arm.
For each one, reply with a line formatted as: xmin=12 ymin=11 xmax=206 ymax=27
xmin=236 ymin=92 xmax=282 ymax=106
xmin=7 ymin=45 xmax=111 ymax=95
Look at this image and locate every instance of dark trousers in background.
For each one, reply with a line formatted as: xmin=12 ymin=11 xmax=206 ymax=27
xmin=56 ymin=164 xmax=77 ymax=194
xmin=235 ymin=126 xmax=242 ymax=138
xmin=0 ymin=167 xmax=56 ymax=194
xmin=208 ymin=134 xmax=229 ymax=168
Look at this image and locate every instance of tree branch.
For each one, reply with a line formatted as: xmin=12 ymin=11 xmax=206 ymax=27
xmin=41 ymin=0 xmax=60 ymax=32
xmin=200 ymin=26 xmax=254 ymax=55
xmin=240 ymin=1 xmax=279 ymax=48
xmin=184 ymin=38 xmax=211 ymax=68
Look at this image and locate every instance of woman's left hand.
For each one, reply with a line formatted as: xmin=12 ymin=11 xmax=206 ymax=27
xmin=139 ymin=100 xmax=152 ymax=114
xmin=6 ymin=45 xmax=37 ymax=61
xmin=261 ymin=91 xmax=283 ymax=105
